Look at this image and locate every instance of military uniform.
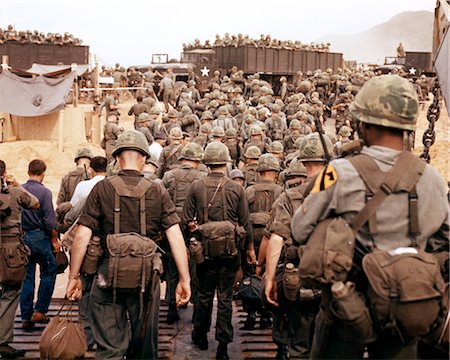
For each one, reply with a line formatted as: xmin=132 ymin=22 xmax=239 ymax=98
xmin=156 ymin=142 xmax=184 ymax=179
xmin=103 ymin=120 xmax=123 ymax=161
xmin=182 ymin=142 xmax=254 ymax=358
xmin=291 ymin=75 xmax=450 ymax=359
xmin=0 ymin=180 xmax=38 ymax=359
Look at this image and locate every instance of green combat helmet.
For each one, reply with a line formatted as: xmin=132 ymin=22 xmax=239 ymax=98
xmin=244 ymin=145 xmax=262 ymax=159
xmin=298 ymin=133 xmax=334 ymax=162
xmin=225 ymin=128 xmax=237 ymax=138
xmin=349 ymin=74 xmax=419 ymax=131
xmin=338 ymin=125 xmax=352 ymax=137
xmin=146 ymin=153 xmax=159 ymax=167
xmin=200 ymin=124 xmax=212 ymax=134
xmin=179 ymin=142 xmax=204 ymax=161
xmin=203 ymin=142 xmax=231 ymax=165
xmin=229 ymin=169 xmax=245 ymax=180
xmin=149 ymin=107 xmax=161 ymax=115
xmin=112 ymin=130 xmax=151 ymax=158
xmin=201 ymin=111 xmax=214 ymax=121
xmin=286 ymin=161 xmax=308 ymax=178
xmin=268 ymin=141 xmax=284 ymax=154
xmin=74 ymin=148 xmax=93 ymax=162
xmin=137 ymin=112 xmax=151 ymax=124
xmin=257 ymin=153 xmax=280 ymax=172
xmin=289 ymin=119 xmax=301 ymax=130
xmin=249 ymin=125 xmax=262 ymax=136
xmin=169 ymin=127 xmax=183 ymax=140
xmin=212 ymin=126 xmax=225 ymax=138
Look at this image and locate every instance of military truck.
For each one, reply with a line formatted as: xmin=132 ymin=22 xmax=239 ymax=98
xmin=380 ymin=51 xmax=433 ymax=76
xmin=181 ymin=45 xmax=343 ymax=91
xmin=0 ymin=42 xmax=89 ymax=70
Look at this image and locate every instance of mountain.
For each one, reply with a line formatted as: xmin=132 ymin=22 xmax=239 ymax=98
xmin=317 ymin=11 xmax=433 ymax=64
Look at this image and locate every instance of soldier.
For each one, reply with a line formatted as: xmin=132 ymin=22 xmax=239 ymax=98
xmin=158 ymin=72 xmax=175 ymax=112
xmin=156 ymin=127 xmax=184 ymax=178
xmin=263 ymin=132 xmax=334 ymax=359
xmin=268 ymin=141 xmax=285 ymax=166
xmin=142 ymin=154 xmax=160 ymax=181
xmin=243 ymin=154 xmax=283 ymax=329
xmin=182 ymin=142 xmax=255 ymax=360
xmin=291 ymin=75 xmax=449 ymax=359
xmin=148 ymin=131 xmax=167 ymax=162
xmin=284 ymin=119 xmax=302 ymax=154
xmin=229 ymin=169 xmax=245 ymax=187
xmin=128 ymin=95 xmax=149 ymax=129
xmin=265 ymin=106 xmax=287 ymax=141
xmin=242 ymin=146 xmax=262 ymax=187
xmin=211 ymin=126 xmax=225 ymax=143
xmin=193 ymin=124 xmax=212 ymax=148
xmin=162 ymin=143 xmax=206 ymax=324
xmin=104 ymin=91 xmax=120 ymax=118
xmin=0 ymin=160 xmax=39 ymax=359
xmin=212 ymin=106 xmax=237 ymax=130
xmin=147 ymin=106 xmax=162 ymax=138
xmin=102 ymin=114 xmax=124 ymax=162
xmin=334 ymin=125 xmax=352 ymax=156
xmin=223 ymin=128 xmax=243 ymax=167
xmin=143 ymin=67 xmax=162 ymax=93
xmin=396 ymin=42 xmax=406 ymax=58
xmin=57 ymin=148 xmax=93 ymax=206
xmin=243 ymin=125 xmax=266 ymax=154
xmin=136 ymin=113 xmax=154 ymax=145
xmin=66 ymin=131 xmax=191 ymax=359
xmin=162 ymin=109 xmax=182 ymax=136
xmin=280 ymin=77 xmax=288 ymax=101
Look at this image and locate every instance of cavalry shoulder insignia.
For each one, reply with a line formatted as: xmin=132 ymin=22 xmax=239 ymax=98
xmin=311 ymin=163 xmax=338 ymax=193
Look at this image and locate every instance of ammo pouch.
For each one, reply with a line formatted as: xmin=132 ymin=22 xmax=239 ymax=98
xmin=298 ymin=217 xmax=355 ymax=288
xmin=0 ymin=239 xmax=30 ymax=286
xmin=249 ymin=212 xmax=271 ymax=227
xmin=80 ymin=236 xmax=103 ymax=275
xmin=106 ymin=232 xmax=159 ymax=289
xmin=362 ymin=248 xmax=445 ymax=341
xmin=199 ymin=220 xmax=238 ymax=260
xmin=330 ymin=282 xmax=377 ymax=344
xmin=199 ymin=177 xmax=241 ymax=260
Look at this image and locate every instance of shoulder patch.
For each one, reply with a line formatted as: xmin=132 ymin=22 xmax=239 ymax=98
xmin=311 ymin=163 xmax=338 ymax=193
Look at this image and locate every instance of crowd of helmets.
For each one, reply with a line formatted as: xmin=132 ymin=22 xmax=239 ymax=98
xmin=126 ymin=66 xmax=431 ymax=182
xmin=182 ymin=33 xmax=331 ymax=52
xmin=0 ymin=25 xmax=82 ymax=46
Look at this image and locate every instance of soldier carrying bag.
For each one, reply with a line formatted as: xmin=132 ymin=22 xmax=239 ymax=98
xmin=299 ymin=151 xmax=446 ymax=343
xmin=103 ymin=175 xmax=163 ymax=311
xmin=197 ymin=177 xmax=240 ymax=260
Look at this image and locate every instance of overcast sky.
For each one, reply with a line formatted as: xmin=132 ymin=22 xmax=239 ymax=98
xmin=0 ymin=0 xmax=435 ymax=67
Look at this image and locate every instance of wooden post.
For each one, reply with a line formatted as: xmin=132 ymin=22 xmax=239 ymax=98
xmin=71 ymin=63 xmax=78 ymax=107
xmin=58 ymin=110 xmax=64 ymax=152
xmin=93 ymin=62 xmax=100 ymax=113
xmin=2 ymin=55 xmax=8 ymax=66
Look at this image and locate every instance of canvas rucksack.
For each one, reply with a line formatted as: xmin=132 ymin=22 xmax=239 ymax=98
xmin=104 ymin=175 xmax=162 ymax=300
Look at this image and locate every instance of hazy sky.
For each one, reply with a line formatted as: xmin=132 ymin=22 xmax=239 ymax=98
xmin=0 ymin=0 xmax=435 ymax=67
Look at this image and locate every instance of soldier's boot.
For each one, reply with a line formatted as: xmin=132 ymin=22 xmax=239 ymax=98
xmin=276 ymin=344 xmax=289 ymax=360
xmin=242 ymin=310 xmax=256 ymax=330
xmin=259 ymin=310 xmax=272 ymax=329
xmin=191 ymin=329 xmax=208 ymax=351
xmin=166 ymin=304 xmax=180 ymax=324
xmin=216 ymin=342 xmax=229 ymax=360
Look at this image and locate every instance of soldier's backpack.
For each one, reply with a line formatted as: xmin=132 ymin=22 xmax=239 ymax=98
xmin=105 ymin=175 xmax=162 ymax=299
xmin=169 ymin=168 xmax=204 ymax=216
xmin=299 ymin=151 xmax=446 ymax=341
xmin=248 ymin=183 xmax=278 ymax=245
xmin=0 ymin=191 xmax=11 ymax=220
xmin=197 ymin=177 xmax=240 ymax=260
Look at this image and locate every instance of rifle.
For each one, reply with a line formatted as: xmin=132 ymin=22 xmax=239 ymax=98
xmin=83 ymin=164 xmax=89 ymax=180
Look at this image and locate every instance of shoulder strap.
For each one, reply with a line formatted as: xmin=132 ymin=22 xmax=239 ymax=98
xmin=350 ymin=152 xmax=425 ymax=240
xmin=202 ymin=177 xmax=228 ymax=222
xmin=166 ymin=144 xmax=183 ymax=162
xmin=108 ymin=175 xmax=153 ymax=235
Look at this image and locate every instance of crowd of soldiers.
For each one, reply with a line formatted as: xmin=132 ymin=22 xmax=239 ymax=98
xmin=182 ymin=33 xmax=331 ymax=52
xmin=0 ymin=60 xmax=447 ymax=360
xmin=0 ymin=25 xmax=82 ymax=45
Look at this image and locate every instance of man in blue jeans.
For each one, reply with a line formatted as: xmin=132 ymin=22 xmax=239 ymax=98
xmin=20 ymin=159 xmax=58 ymax=331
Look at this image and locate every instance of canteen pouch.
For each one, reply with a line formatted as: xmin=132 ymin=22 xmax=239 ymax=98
xmin=298 ymin=217 xmax=355 ymax=287
xmin=330 ymin=283 xmax=377 ymax=344
xmin=198 ymin=220 xmax=238 ymax=260
xmin=80 ymin=236 xmax=103 ymax=275
xmin=106 ymin=232 xmax=158 ymax=289
xmin=362 ymin=248 xmax=445 ymax=341
xmin=0 ymin=241 xmax=30 ymax=285
xmin=249 ymin=212 xmax=271 ymax=227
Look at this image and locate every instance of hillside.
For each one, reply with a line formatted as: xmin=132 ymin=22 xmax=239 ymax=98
xmin=318 ymin=11 xmax=433 ymax=64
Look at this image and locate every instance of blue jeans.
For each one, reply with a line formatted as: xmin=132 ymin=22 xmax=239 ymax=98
xmin=20 ymin=229 xmax=57 ymax=321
